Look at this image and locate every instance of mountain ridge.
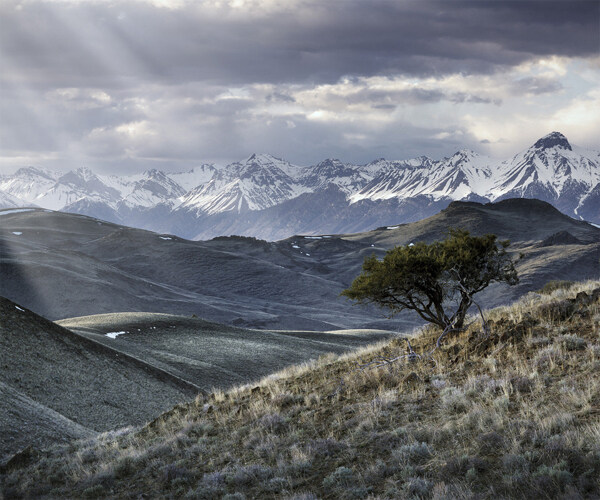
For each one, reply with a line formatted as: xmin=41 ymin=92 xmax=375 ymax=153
xmin=1 ymin=132 xmax=598 ymax=239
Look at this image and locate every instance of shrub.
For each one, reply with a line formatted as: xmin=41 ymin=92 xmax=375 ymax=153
xmin=257 ymin=413 xmax=286 ymax=433
xmin=502 ymin=454 xmax=529 ymax=474
xmin=440 ymin=387 xmax=469 ymax=414
xmin=405 ymin=477 xmax=433 ymax=496
xmin=393 ymin=442 xmax=433 ymax=465
xmin=265 ymin=477 xmax=288 ymax=493
xmin=161 ymin=463 xmax=190 ymax=485
xmin=82 ymin=485 xmax=105 ymax=498
xmin=322 ymin=467 xmax=357 ymax=489
xmin=113 ymin=456 xmax=136 ymax=479
xmin=537 ymin=280 xmax=575 ymax=295
xmin=557 ymin=334 xmax=587 ymax=351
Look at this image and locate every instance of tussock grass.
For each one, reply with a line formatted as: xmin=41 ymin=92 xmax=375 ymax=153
xmin=2 ymin=281 xmax=600 ymax=499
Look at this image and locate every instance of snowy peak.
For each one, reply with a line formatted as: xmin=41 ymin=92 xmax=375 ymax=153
xmin=178 ymin=155 xmax=309 ymax=214
xmin=445 ymin=150 xmax=481 ymax=166
xmin=168 ymin=164 xmax=217 ymax=191
xmin=300 ymin=158 xmax=367 ymax=193
xmin=58 ymin=167 xmax=120 ymax=199
xmin=404 ymin=156 xmax=435 ymax=168
xmin=487 ymin=133 xmax=598 ymax=204
xmin=0 ymin=190 xmax=30 ymax=208
xmin=1 ymin=131 xmax=598 ymax=226
xmin=119 ymin=169 xmax=186 ymax=208
xmin=351 ymin=151 xmax=494 ymax=203
xmin=241 ymin=153 xmax=303 ymax=179
xmin=533 ymin=131 xmax=572 ymax=151
xmin=12 ymin=166 xmax=60 ymax=181
xmin=59 ymin=167 xmax=107 ymax=188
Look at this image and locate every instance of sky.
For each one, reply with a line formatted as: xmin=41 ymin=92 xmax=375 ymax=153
xmin=0 ymin=0 xmax=599 ymax=175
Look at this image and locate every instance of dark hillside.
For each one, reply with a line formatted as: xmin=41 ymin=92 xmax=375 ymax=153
xmin=1 ymin=200 xmax=598 ymax=330
xmin=0 ymin=297 xmax=195 ymax=458
xmin=58 ymin=312 xmax=391 ymax=392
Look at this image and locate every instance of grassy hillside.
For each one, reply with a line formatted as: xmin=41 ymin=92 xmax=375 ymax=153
xmin=2 ymin=281 xmax=600 ymax=499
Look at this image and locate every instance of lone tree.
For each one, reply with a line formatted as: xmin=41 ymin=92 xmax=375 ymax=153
xmin=342 ymin=229 xmax=518 ymax=331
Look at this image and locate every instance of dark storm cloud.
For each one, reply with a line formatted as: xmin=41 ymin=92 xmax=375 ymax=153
xmin=1 ymin=0 xmax=597 ymax=90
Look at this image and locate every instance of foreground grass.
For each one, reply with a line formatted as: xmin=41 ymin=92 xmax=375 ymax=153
xmin=2 ymin=281 xmax=600 ymax=499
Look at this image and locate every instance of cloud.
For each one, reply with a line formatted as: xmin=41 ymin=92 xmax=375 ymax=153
xmin=511 ymin=77 xmax=564 ymax=96
xmin=1 ymin=0 xmax=597 ymax=90
xmin=0 ymin=0 xmax=598 ymax=173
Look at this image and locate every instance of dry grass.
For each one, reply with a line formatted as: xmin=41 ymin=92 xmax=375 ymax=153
xmin=2 ymin=280 xmax=600 ymax=499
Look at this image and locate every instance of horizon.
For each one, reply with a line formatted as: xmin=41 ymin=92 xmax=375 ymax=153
xmin=2 ymin=130 xmax=596 ymax=177
xmin=1 ymin=1 xmax=599 ymax=175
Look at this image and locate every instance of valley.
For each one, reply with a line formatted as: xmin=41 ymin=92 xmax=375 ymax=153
xmin=1 ymin=198 xmax=597 ymax=330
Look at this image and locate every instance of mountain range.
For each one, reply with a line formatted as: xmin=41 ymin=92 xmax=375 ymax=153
xmin=1 ymin=132 xmax=598 ymax=240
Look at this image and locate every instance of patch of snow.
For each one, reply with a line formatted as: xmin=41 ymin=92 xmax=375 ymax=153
xmin=105 ymin=331 xmax=127 ymax=339
xmin=168 ymin=164 xmax=218 ymax=191
xmin=159 ymin=236 xmax=172 ymax=240
xmin=590 ymin=222 xmax=600 ymax=228
xmin=292 ymin=245 xmax=300 ymax=249
xmin=303 ymin=236 xmax=322 ymax=239
xmin=15 ymin=306 xmax=25 ymax=311
xmin=386 ymin=226 xmax=399 ymax=230
xmin=306 ymin=253 xmax=310 ymax=256
xmin=12 ymin=231 xmax=22 ymax=235
xmin=408 ymin=243 xmax=415 ymax=247
xmin=0 ymin=208 xmax=35 ymax=215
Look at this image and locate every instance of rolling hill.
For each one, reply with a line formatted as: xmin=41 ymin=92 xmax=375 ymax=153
xmin=1 ymin=199 xmax=598 ymax=331
xmin=0 ymin=298 xmax=389 ymax=460
xmin=0 ymin=297 xmax=195 ymax=458
xmin=0 ymin=199 xmax=600 ymax=331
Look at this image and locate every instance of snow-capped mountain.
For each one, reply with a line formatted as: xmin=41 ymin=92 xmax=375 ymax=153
xmin=487 ymin=132 xmax=600 ymax=215
xmin=300 ymin=158 xmax=369 ymax=194
xmin=1 ymin=132 xmax=598 ymax=240
xmin=119 ymin=169 xmax=186 ymax=209
xmin=179 ymin=154 xmax=309 ymax=215
xmin=351 ymin=151 xmax=495 ymax=203
xmin=168 ymin=164 xmax=218 ymax=192
xmin=0 ymin=167 xmax=61 ymax=206
xmin=0 ymin=190 xmax=30 ymax=209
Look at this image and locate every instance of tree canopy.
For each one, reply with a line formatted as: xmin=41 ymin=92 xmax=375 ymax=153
xmin=342 ymin=229 xmax=518 ymax=330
